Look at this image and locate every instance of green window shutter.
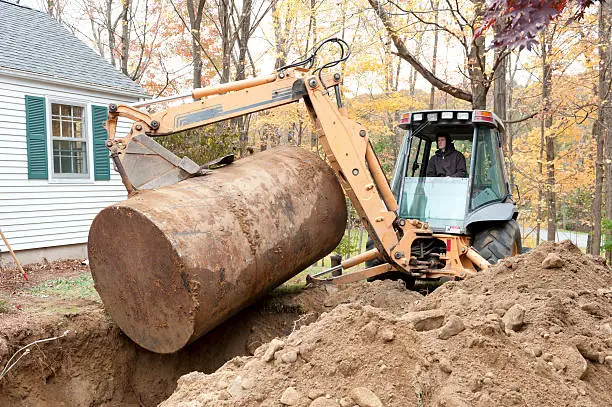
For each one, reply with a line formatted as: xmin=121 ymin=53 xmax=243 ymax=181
xmin=25 ymin=95 xmax=48 ymax=179
xmin=92 ymin=105 xmax=110 ymax=181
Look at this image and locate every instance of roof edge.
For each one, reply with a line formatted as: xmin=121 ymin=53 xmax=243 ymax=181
xmin=0 ymin=0 xmax=33 ymax=11
xmin=0 ymin=66 xmax=149 ymax=99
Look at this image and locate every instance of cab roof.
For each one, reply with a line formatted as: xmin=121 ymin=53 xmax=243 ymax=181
xmin=398 ymin=110 xmax=505 ymax=133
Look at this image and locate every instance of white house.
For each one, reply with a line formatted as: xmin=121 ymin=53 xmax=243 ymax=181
xmin=0 ymin=0 xmax=147 ymax=265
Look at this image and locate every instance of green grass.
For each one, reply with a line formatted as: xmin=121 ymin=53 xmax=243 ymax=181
xmin=416 ymin=391 xmax=424 ymax=407
xmin=27 ymin=273 xmax=99 ymax=301
xmin=271 ymin=283 xmax=304 ymax=296
xmin=0 ymin=296 xmax=10 ymax=313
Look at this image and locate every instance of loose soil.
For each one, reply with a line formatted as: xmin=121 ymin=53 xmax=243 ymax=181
xmin=1 ymin=241 xmax=611 ymax=407
xmin=162 ymin=241 xmax=612 ymax=407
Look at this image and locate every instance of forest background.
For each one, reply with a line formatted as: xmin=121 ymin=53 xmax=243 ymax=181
xmin=21 ymin=0 xmax=612 ymax=260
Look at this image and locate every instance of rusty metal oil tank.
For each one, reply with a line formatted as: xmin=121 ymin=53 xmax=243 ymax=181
xmin=88 ymin=146 xmax=347 ymax=353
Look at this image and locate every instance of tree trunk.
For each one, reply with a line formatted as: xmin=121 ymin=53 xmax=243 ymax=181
xmin=186 ymin=0 xmax=205 ymax=88
xmin=359 ymin=228 xmax=364 ymax=254
xmin=409 ymin=66 xmax=417 ymax=96
xmin=236 ymin=0 xmax=252 ymax=80
xmin=219 ymin=0 xmax=233 ymax=83
xmin=273 ymin=2 xmax=292 ymax=69
xmin=234 ymin=0 xmax=253 ymax=153
xmin=88 ymin=10 xmax=105 ymax=58
xmin=394 ymin=58 xmax=401 ymax=92
xmin=307 ymin=0 xmax=317 ymax=53
xmin=493 ymin=46 xmax=507 ymax=124
xmin=429 ymin=0 xmax=439 ymax=109
xmin=592 ymin=120 xmax=604 ymax=255
xmin=384 ymin=37 xmax=393 ymax=92
xmin=106 ymin=0 xmax=116 ymax=67
xmin=536 ymin=113 xmax=543 ymax=246
xmin=541 ymin=30 xmax=556 ymax=242
xmin=120 ymin=0 xmax=131 ymax=76
xmin=506 ymin=52 xmax=519 ymax=190
xmin=466 ymin=0 xmax=488 ymax=109
xmin=601 ymin=0 xmax=612 ymax=261
xmin=47 ymin=0 xmax=63 ymax=22
xmin=304 ymin=0 xmax=316 ymax=54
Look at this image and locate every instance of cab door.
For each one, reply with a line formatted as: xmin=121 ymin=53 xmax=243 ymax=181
xmin=469 ymin=126 xmax=510 ymax=210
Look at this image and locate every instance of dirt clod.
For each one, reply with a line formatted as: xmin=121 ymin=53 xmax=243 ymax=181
xmin=438 ymin=315 xmax=465 ymax=339
xmin=402 ymin=309 xmax=445 ymax=331
xmin=312 ymin=397 xmax=341 ymax=407
xmin=378 ymin=326 xmax=394 ymax=342
xmin=542 ymin=252 xmax=564 ymax=268
xmin=502 ymin=303 xmax=526 ymax=333
xmin=280 ymin=386 xmax=301 ymax=405
xmin=562 ymin=345 xmax=589 ymax=379
xmin=308 ymin=389 xmax=325 ymax=400
xmin=349 ymin=387 xmax=383 ymax=407
xmin=228 ymin=376 xmax=244 ymax=398
xmin=339 ymin=396 xmax=354 ymax=407
xmin=277 ymin=348 xmax=299 ymax=363
xmin=263 ymin=338 xmax=284 ymax=362
xmin=439 ymin=356 xmax=453 ymax=373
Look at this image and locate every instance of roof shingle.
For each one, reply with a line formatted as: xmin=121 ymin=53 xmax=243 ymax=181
xmin=0 ymin=0 xmax=147 ymax=97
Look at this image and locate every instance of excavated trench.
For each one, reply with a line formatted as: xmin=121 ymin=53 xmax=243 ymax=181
xmin=0 ymin=272 xmax=420 ymax=407
xmin=0 ymin=288 xmax=315 ymax=407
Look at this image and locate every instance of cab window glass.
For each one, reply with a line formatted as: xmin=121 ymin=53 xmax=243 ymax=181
xmin=406 ymin=136 xmax=429 ymax=177
xmin=470 ymin=127 xmax=507 ymax=209
xmin=428 ymin=136 xmax=472 ymax=177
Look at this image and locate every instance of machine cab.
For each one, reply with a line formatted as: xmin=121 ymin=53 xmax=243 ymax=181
xmin=390 ymin=110 xmax=515 ymax=234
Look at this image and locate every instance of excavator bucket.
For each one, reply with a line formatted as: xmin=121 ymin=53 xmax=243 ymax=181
xmin=119 ymin=134 xmax=202 ymax=190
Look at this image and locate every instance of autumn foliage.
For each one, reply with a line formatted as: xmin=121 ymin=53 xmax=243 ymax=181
xmin=43 ymin=0 xmax=611 ymax=257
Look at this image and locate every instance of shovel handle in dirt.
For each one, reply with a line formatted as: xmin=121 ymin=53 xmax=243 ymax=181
xmin=0 ymin=229 xmax=28 ymax=281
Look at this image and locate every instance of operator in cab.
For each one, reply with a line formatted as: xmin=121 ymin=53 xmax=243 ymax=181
xmin=426 ymin=134 xmax=467 ymax=178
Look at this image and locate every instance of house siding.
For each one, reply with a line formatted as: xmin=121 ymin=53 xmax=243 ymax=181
xmin=0 ymin=73 xmax=136 ymax=252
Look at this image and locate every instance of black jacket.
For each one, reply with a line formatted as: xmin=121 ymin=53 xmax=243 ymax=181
xmin=426 ymin=144 xmax=467 ymax=177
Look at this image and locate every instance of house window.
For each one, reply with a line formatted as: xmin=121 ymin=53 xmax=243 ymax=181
xmin=51 ymin=103 xmax=88 ymax=177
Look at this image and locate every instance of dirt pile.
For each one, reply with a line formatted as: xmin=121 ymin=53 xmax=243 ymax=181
xmin=162 ymin=241 xmax=612 ymax=407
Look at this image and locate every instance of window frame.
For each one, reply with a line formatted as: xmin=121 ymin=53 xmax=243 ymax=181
xmin=45 ymin=98 xmax=94 ymax=183
xmin=468 ymin=125 xmax=508 ymax=211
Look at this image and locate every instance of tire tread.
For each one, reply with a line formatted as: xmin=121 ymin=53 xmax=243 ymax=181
xmin=473 ymin=220 xmax=522 ymax=264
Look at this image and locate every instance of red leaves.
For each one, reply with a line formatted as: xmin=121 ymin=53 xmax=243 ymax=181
xmin=475 ymin=0 xmax=598 ymax=49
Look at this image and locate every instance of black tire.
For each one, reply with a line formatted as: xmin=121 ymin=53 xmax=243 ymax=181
xmin=472 ymin=220 xmax=522 ymax=264
xmin=365 ymin=239 xmax=415 ymax=288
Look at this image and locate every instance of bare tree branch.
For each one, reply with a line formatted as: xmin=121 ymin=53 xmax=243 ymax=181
xmin=504 ymin=111 xmax=538 ymax=124
xmin=368 ymin=0 xmax=473 ymax=102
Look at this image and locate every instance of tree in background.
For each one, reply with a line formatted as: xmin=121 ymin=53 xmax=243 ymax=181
xmin=368 ymin=0 xmax=509 ymax=109
xmin=81 ymin=0 xmax=170 ymax=85
xmin=43 ymin=0 xmax=611 ymax=252
xmin=598 ymin=0 xmax=612 ymax=260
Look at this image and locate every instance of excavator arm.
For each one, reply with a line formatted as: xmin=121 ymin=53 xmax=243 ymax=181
xmin=105 ymin=40 xmax=489 ymax=282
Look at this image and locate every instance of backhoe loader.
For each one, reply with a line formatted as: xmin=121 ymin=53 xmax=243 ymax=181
xmin=363 ymin=108 xmax=522 ymax=287
xmin=88 ymin=39 xmax=520 ymax=353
